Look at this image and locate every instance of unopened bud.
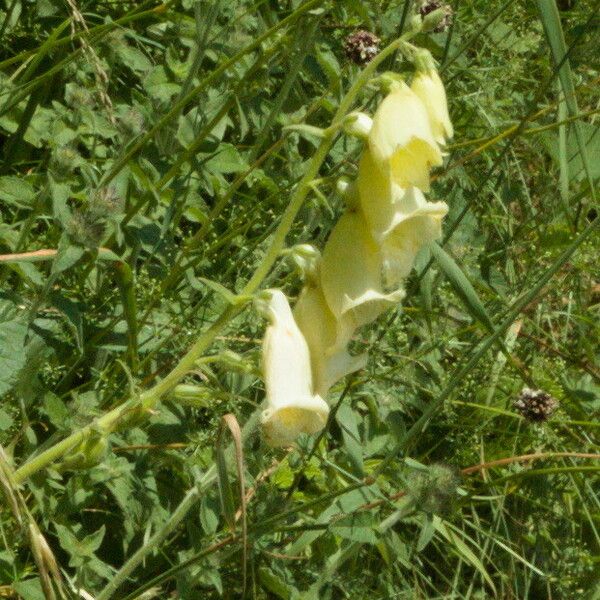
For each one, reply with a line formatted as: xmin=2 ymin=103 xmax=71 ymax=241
xmin=59 ymin=434 xmax=108 ymax=471
xmin=419 ymin=1 xmax=453 ymax=33
xmin=344 ymin=112 xmax=373 ymax=139
xmin=66 ymin=211 xmax=105 ymax=249
xmin=337 ymin=179 xmax=360 ymax=211
xmin=90 ymin=186 xmax=124 ymax=219
xmin=284 ymin=244 xmax=321 ymax=283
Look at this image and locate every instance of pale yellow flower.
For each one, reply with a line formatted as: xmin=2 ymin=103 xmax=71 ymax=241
xmin=294 ymin=282 xmax=367 ymax=398
xmin=321 ymin=210 xmax=404 ymax=339
xmin=380 ymin=194 xmax=448 ymax=287
xmin=368 ymin=81 xmax=443 ymax=192
xmin=411 ymin=68 xmax=453 ymax=144
xmin=259 ymin=290 xmax=329 ymax=447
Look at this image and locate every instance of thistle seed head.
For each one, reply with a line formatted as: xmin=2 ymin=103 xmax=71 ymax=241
xmin=344 ymin=30 xmax=381 ymax=66
xmin=514 ymin=387 xmax=559 ymax=422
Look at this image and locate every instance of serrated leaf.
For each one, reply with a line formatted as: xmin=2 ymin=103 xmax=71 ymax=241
xmin=55 ymin=524 xmax=106 ymax=567
xmin=204 ymin=143 xmax=248 ymax=174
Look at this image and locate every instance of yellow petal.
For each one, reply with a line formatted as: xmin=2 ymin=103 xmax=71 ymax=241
xmin=369 ymin=82 xmax=443 ymax=192
xmin=294 ymin=283 xmax=367 ymax=398
xmin=321 ymin=210 xmax=405 ymax=336
xmin=260 ymin=290 xmax=329 ymax=446
xmin=357 ymin=148 xmax=398 ymax=240
xmin=358 ymin=149 xmax=447 ymax=242
xmin=411 ymin=69 xmax=453 ymax=144
xmin=380 ymin=197 xmax=448 ymax=287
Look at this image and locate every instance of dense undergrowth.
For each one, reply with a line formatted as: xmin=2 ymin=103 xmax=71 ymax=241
xmin=0 ymin=0 xmax=599 ymax=598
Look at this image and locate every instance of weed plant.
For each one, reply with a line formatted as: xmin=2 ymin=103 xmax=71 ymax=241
xmin=0 ymin=1 xmax=598 ymax=598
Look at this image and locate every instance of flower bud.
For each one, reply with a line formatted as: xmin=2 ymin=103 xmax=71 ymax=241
xmin=411 ymin=68 xmax=453 ymax=143
xmin=419 ymin=1 xmax=453 ymax=33
xmin=59 ymin=434 xmax=108 ymax=471
xmin=284 ymin=244 xmax=321 ymax=284
xmin=258 ymin=290 xmax=329 ymax=447
xmin=408 ymin=463 xmax=460 ymax=515
xmin=343 ymin=112 xmax=373 ymax=139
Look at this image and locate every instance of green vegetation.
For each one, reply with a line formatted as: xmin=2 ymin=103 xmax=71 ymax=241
xmin=0 ymin=0 xmax=598 ymax=598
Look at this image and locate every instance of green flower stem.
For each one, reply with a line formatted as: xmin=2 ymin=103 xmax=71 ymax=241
xmin=13 ymin=31 xmax=413 ymax=485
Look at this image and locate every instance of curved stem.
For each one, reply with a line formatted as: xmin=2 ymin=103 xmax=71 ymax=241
xmin=13 ymin=31 xmax=414 ymax=485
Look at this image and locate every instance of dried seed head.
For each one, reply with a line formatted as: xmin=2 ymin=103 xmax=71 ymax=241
xmin=66 ymin=211 xmax=105 ymax=248
xmin=50 ymin=146 xmax=80 ymax=177
xmin=418 ymin=1 xmax=453 ymax=33
xmin=87 ymin=187 xmax=124 ymax=222
xmin=408 ymin=463 xmax=461 ymax=515
xmin=514 ymin=387 xmax=559 ymax=422
xmin=343 ymin=30 xmax=381 ymax=66
xmin=65 ymin=84 xmax=93 ymax=108
xmin=119 ymin=107 xmax=145 ymax=137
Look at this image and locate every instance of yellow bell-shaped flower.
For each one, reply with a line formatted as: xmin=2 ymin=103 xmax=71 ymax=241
xmin=411 ymin=68 xmax=453 ymax=144
xmin=380 ymin=192 xmax=448 ymax=287
xmin=259 ymin=290 xmax=329 ymax=447
xmin=369 ymin=81 xmax=443 ymax=192
xmin=321 ymin=210 xmax=405 ymax=340
xmin=359 ymin=146 xmax=447 ymax=231
xmin=294 ymin=282 xmax=367 ymax=398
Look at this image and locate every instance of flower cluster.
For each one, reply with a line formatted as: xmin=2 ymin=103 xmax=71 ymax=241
xmin=260 ymin=57 xmax=453 ymax=446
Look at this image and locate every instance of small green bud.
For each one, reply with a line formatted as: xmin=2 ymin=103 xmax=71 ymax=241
xmin=283 ymin=244 xmax=321 ymax=283
xmin=337 ymin=179 xmax=360 ymax=211
xmin=419 ymin=1 xmax=453 ymax=33
xmin=59 ymin=434 xmax=108 ymax=471
xmin=343 ymin=112 xmax=373 ymax=139
xmin=65 ymin=84 xmax=93 ymax=108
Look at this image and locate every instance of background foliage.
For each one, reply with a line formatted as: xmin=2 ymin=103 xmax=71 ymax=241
xmin=0 ymin=0 xmax=599 ymax=598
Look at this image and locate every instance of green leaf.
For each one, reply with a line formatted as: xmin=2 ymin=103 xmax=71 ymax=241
xmin=258 ymin=567 xmax=293 ymax=600
xmin=330 ymin=512 xmax=378 ymax=544
xmin=216 ymin=435 xmax=236 ymax=531
xmin=536 ymin=0 xmax=596 ymax=196
xmin=204 ymin=143 xmax=248 ymax=174
xmin=11 ymin=579 xmax=45 ymax=600
xmin=0 ymin=406 xmax=14 ymax=430
xmin=435 ymin=520 xmax=496 ymax=594
xmin=0 ymin=176 xmax=36 ymax=208
xmin=0 ymin=316 xmax=29 ymax=397
xmin=429 ymin=241 xmax=495 ymax=333
xmin=50 ymin=235 xmax=85 ymax=276
xmin=416 ymin=514 xmax=437 ymax=552
xmin=335 ymin=403 xmax=364 ymax=476
xmin=55 ymin=524 xmax=106 ymax=567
